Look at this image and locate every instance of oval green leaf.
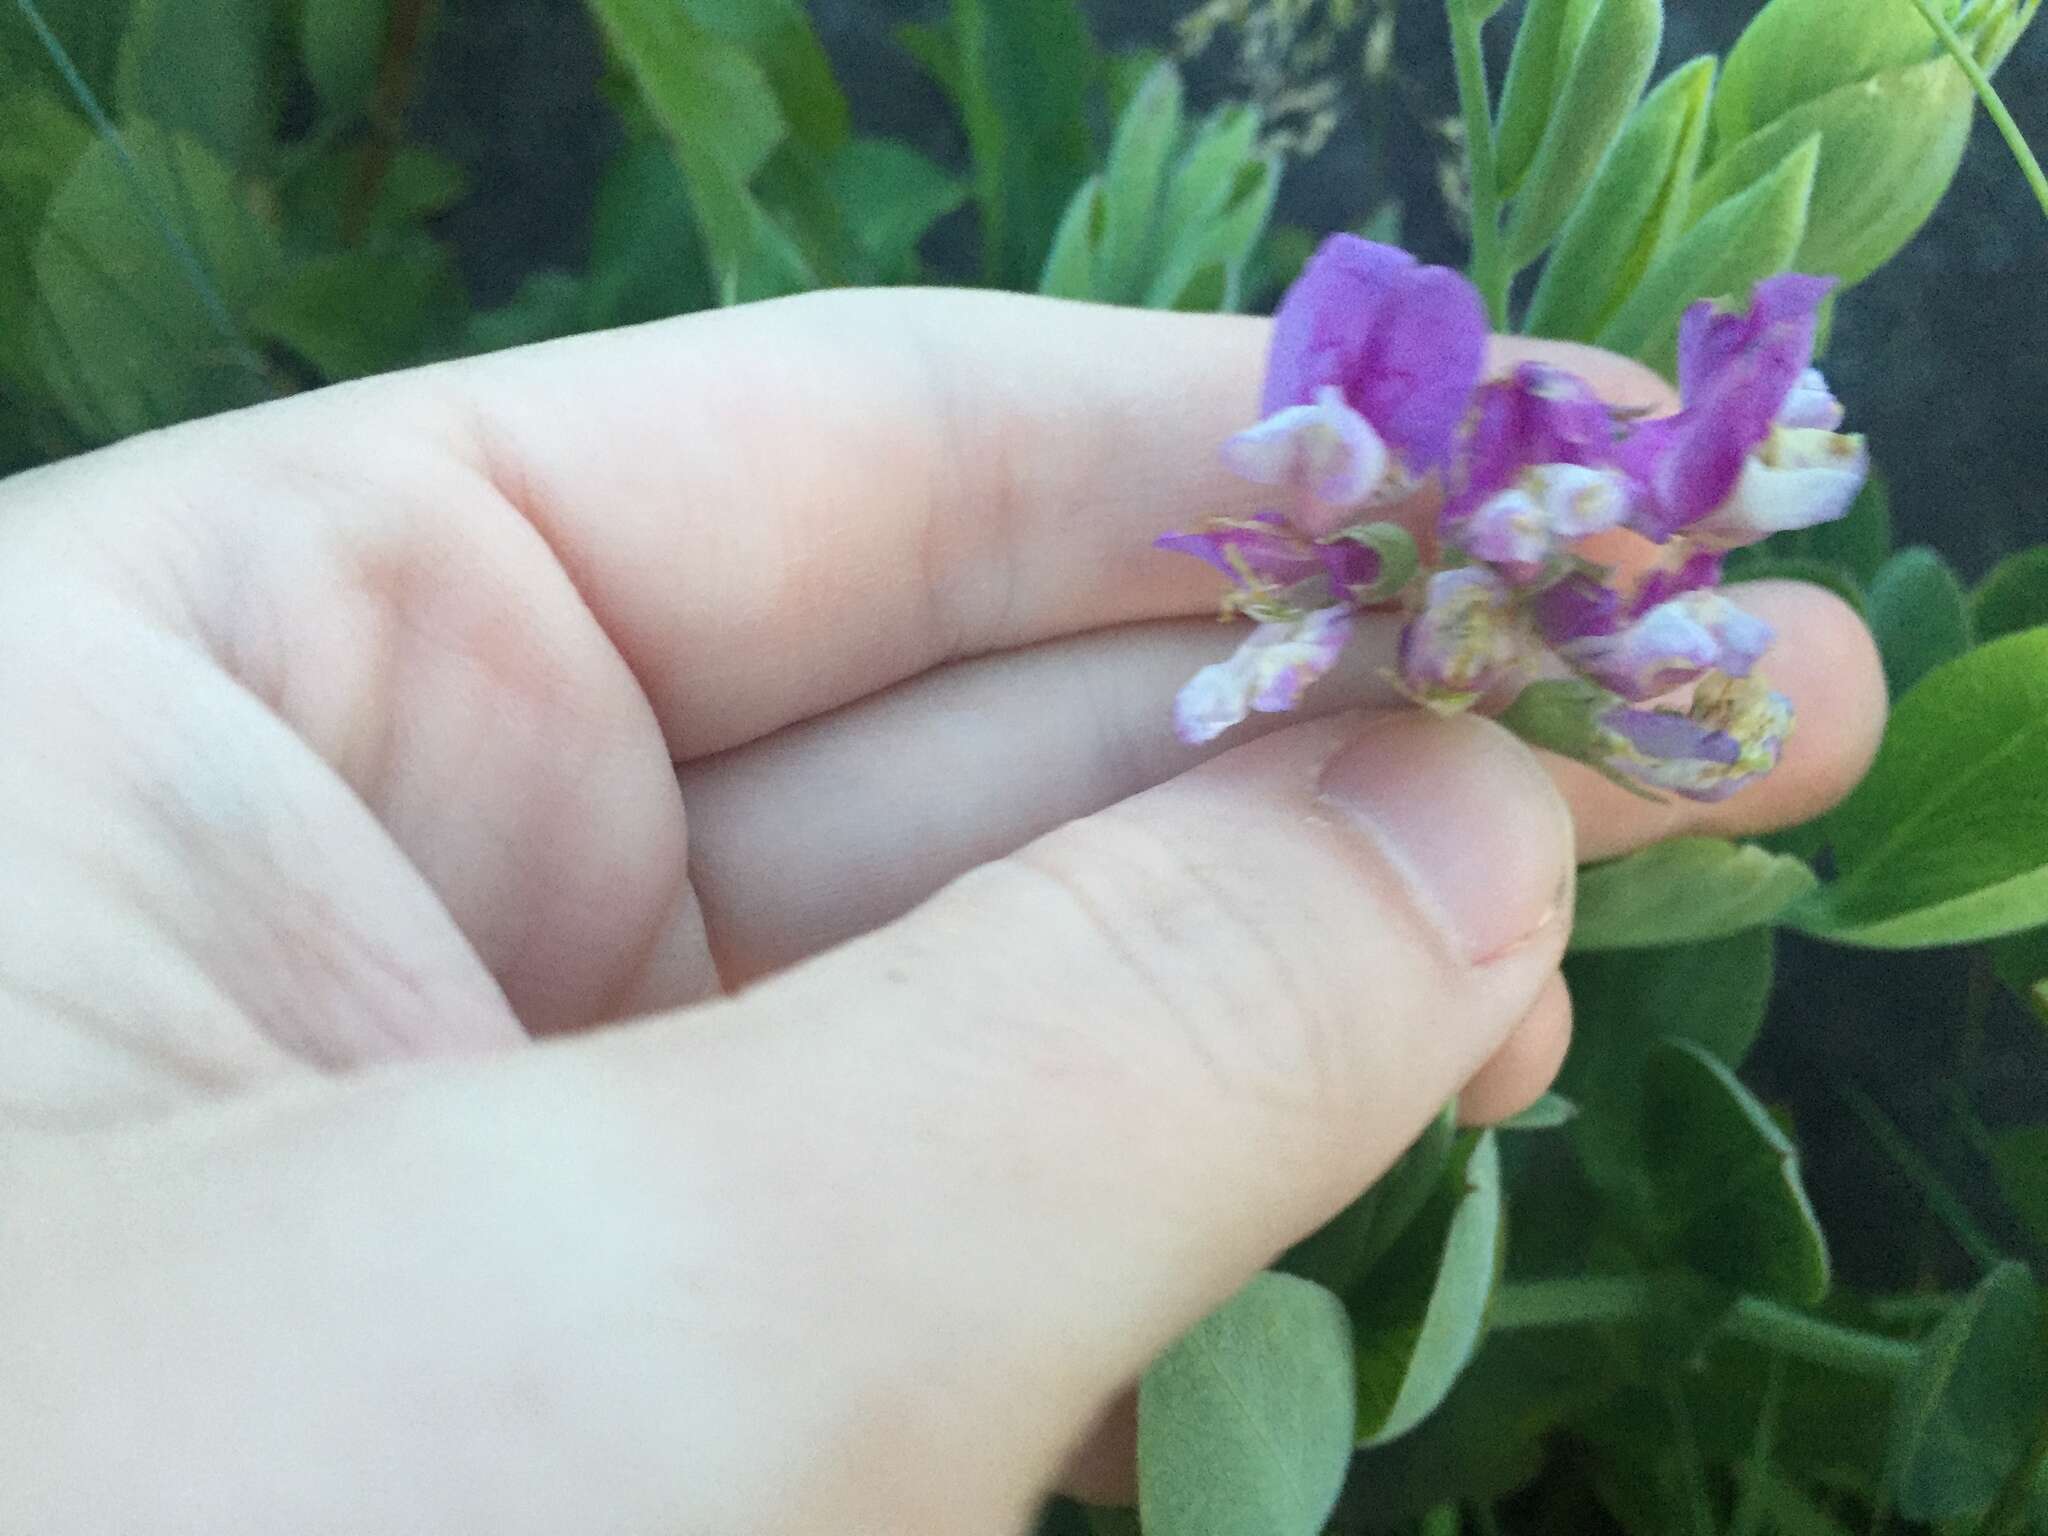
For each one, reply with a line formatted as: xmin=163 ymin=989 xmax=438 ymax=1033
xmin=1867 ymin=546 xmax=1973 ymax=700
xmin=1711 ymin=0 xmax=1959 ymax=147
xmin=1099 ymin=59 xmax=1183 ymax=301
xmin=1886 ymin=1261 xmax=2047 ymax=1520
xmin=1523 ymin=54 xmax=1713 ymax=342
xmin=1794 ymin=628 xmax=2048 ymax=948
xmin=1974 ymin=547 xmax=2048 ymax=643
xmin=1138 ymin=1271 xmax=1357 ymax=1536
xmin=1571 ymin=838 xmax=1818 ymax=952
xmin=1355 ymin=1131 xmax=1504 ymax=1446
xmin=1642 ymin=1040 xmax=1831 ymax=1306
xmin=1497 ymin=1092 xmax=1579 ymax=1131
xmin=1039 ymin=172 xmax=1104 ymax=298
xmin=1502 ymin=0 xmax=1662 ymax=270
xmin=1493 ymin=0 xmax=1601 ymax=197
xmin=1596 ymin=134 xmax=1817 ymax=373
xmin=1689 ymin=53 xmax=1975 ymax=287
xmin=1281 ymin=1105 xmax=1458 ymax=1300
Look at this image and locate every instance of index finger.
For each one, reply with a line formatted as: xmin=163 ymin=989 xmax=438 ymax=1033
xmin=371 ymin=291 xmax=1678 ymax=758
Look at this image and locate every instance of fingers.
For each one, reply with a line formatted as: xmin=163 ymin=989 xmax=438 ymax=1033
xmin=228 ymin=292 xmax=1675 ymax=760
xmin=1458 ymin=972 xmax=1574 ymax=1126
xmin=3 ymin=713 xmax=1573 ymax=1533
xmin=679 ymin=580 xmax=1883 ymax=984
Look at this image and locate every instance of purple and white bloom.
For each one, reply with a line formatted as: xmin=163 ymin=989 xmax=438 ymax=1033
xmin=1155 ymin=512 xmax=1386 ymax=618
xmin=1248 ymin=235 xmax=1488 ymax=512
xmin=1555 ymin=589 xmax=1774 ymax=702
xmin=1398 ymin=566 xmax=1541 ymax=710
xmin=1602 ymin=674 xmax=1793 ymax=801
xmin=1461 ymin=463 xmax=1632 ymax=582
xmin=1621 ymin=275 xmax=1868 ymax=549
xmin=1173 ymin=606 xmax=1355 ymax=745
xmin=1222 ymin=386 xmax=1392 ymax=537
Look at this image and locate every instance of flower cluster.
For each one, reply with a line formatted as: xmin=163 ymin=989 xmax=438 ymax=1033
xmin=1158 ymin=236 xmax=1869 ymax=800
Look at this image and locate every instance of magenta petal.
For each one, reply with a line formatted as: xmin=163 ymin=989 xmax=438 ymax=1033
xmin=1155 ymin=514 xmax=1325 ymax=588
xmin=1534 ymin=572 xmax=1625 ymax=646
xmin=1263 ymin=235 xmax=1487 ymax=474
xmin=1456 ymin=364 xmax=1617 ymax=513
xmin=1563 ymin=591 xmax=1774 ymax=701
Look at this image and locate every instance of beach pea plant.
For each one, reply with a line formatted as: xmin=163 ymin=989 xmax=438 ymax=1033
xmin=2 ymin=0 xmax=2048 ymax=1532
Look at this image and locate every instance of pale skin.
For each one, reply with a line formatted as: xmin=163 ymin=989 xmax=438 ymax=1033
xmin=0 ymin=292 xmax=1886 ymax=1531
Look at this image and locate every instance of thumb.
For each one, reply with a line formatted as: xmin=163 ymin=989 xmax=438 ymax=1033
xmin=2 ymin=714 xmax=1573 ymax=1536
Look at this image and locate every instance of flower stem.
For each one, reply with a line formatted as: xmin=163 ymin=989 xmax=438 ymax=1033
xmin=1489 ymin=1273 xmax=1656 ymax=1329
xmin=1723 ymin=1296 xmax=1916 ymax=1380
xmin=1902 ymin=0 xmax=2048 ymax=224
xmin=1446 ymin=0 xmax=1509 ymax=328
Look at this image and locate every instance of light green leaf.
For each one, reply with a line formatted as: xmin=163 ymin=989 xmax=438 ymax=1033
xmin=1354 ymin=1132 xmax=1504 ymax=1446
xmin=1794 ymin=628 xmax=2048 ymax=949
xmin=0 ymin=90 xmax=90 ymax=394
xmin=1690 ymin=53 xmax=1975 ymax=288
xmin=1498 ymin=1092 xmax=1579 ymax=1131
xmin=1596 ymin=134 xmax=1817 ymax=373
xmin=1147 ymin=154 xmax=1277 ymax=313
xmin=1502 ymin=0 xmax=1662 ymax=270
xmin=1281 ymin=1106 xmax=1457 ymax=1300
xmin=1099 ymin=60 xmax=1182 ymax=301
xmin=1711 ymin=0 xmax=1966 ymax=147
xmin=301 ymin=0 xmax=387 ymax=118
xmin=683 ymin=0 xmax=848 ymax=154
xmin=1571 ymin=838 xmax=1816 ymax=952
xmin=1974 ymin=547 xmax=2048 ymax=643
xmin=824 ymin=138 xmax=965 ymax=280
xmin=31 ymin=120 xmax=279 ymax=441
xmin=950 ymin=0 xmax=1097 ymax=287
xmin=1138 ymin=1272 xmax=1356 ymax=1536
xmin=1493 ymin=0 xmax=1601 ymax=197
xmin=1158 ymin=104 xmax=1261 ymax=254
xmin=1038 ymin=173 xmax=1104 ymax=299
xmin=1643 ymin=1040 xmax=1831 ymax=1305
xmin=1991 ymin=1126 xmax=2048 ymax=1247
xmin=249 ymin=235 xmax=462 ymax=380
xmin=1886 ymin=1262 xmax=2047 ymax=1520
xmin=117 ymin=0 xmax=274 ymax=168
xmin=1868 ymin=546 xmax=1973 ymax=700
xmin=1524 ymin=54 xmax=1713 ymax=343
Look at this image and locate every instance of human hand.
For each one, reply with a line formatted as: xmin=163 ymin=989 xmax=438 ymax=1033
xmin=0 ymin=292 xmax=1884 ymax=1532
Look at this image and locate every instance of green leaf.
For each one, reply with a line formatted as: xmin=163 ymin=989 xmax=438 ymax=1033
xmin=584 ymin=0 xmax=804 ymax=301
xmin=249 ymin=235 xmax=462 ymax=380
xmin=0 ymin=89 xmax=90 ymax=395
xmin=1501 ymin=0 xmax=1662 ymax=270
xmin=1991 ymin=1126 xmax=2048 ymax=1247
xmin=1690 ymin=53 xmax=1975 ymax=288
xmin=1137 ymin=1271 xmax=1356 ymax=1536
xmin=1562 ymin=930 xmax=1775 ymax=1195
xmin=1886 ymin=1262 xmax=2047 ymax=1520
xmin=1794 ymin=629 xmax=2048 ymax=948
xmin=117 ymin=0 xmax=273 ymax=167
xmin=0 ymin=0 xmax=134 ymax=97
xmin=1571 ymin=838 xmax=1816 ymax=952
xmin=824 ymin=138 xmax=965 ymax=281
xmin=1642 ymin=1040 xmax=1831 ymax=1305
xmin=1354 ymin=1132 xmax=1504 ymax=1446
xmin=300 ymin=0 xmax=386 ymax=118
xmin=279 ymin=143 xmax=468 ymax=249
xmin=1524 ymin=54 xmax=1713 ymax=343
xmin=1157 ymin=104 xmax=1261 ymax=255
xmin=1038 ymin=172 xmax=1104 ymax=299
xmin=950 ymin=0 xmax=1097 ymax=288
xmin=1868 ymin=546 xmax=1973 ymax=700
xmin=1498 ymin=1092 xmax=1579 ymax=1131
xmin=582 ymin=138 xmax=712 ymax=328
xmin=1147 ymin=153 xmax=1277 ymax=313
xmin=1975 ymin=547 xmax=2048 ymax=643
xmin=1596 ymin=134 xmax=1817 ymax=373
xmin=1493 ymin=0 xmax=1602 ymax=197
xmin=1711 ymin=0 xmax=1965 ymax=147
xmin=30 ymin=120 xmax=279 ymax=441
xmin=1281 ymin=1106 xmax=1458 ymax=1300
xmin=464 ymin=270 xmax=587 ymax=355
xmin=1724 ymin=466 xmax=1893 ymax=588
xmin=682 ymin=0 xmax=848 ymax=154
xmin=1098 ymin=60 xmax=1182 ymax=301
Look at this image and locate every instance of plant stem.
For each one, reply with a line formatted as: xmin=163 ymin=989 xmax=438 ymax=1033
xmin=1903 ymin=0 xmax=2048 ymax=223
xmin=1445 ymin=0 xmax=1509 ymax=328
xmin=1723 ymin=1296 xmax=1916 ymax=1380
xmin=344 ymin=0 xmax=440 ymax=245
xmin=1842 ymin=1085 xmax=2005 ymax=1271
xmin=1489 ymin=1273 xmax=1655 ymax=1329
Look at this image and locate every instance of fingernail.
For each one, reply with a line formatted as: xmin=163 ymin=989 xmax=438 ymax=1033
xmin=1318 ymin=713 xmax=1574 ymax=964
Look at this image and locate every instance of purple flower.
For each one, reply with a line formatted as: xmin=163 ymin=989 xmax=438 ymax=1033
xmin=1558 ymin=590 xmax=1774 ymax=702
xmin=1602 ymin=675 xmax=1793 ymax=801
xmin=1460 ymin=464 xmax=1632 ymax=583
xmin=1221 ymin=387 xmax=1391 ymax=537
xmin=1155 ymin=514 xmax=1327 ymax=591
xmin=1398 ymin=566 xmax=1541 ymax=710
xmin=1259 ymin=236 xmax=1488 ymax=485
xmin=1174 ymin=606 xmax=1355 ymax=744
xmin=1621 ymin=275 xmax=1868 ymax=549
